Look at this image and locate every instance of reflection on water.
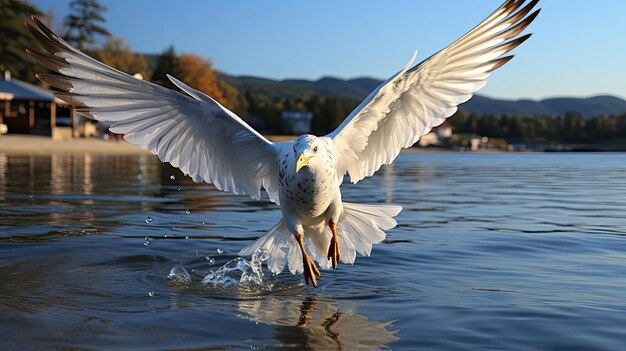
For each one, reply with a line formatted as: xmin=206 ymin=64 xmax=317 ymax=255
xmin=2 ymin=152 xmax=626 ymax=350
xmin=238 ymin=296 xmax=398 ymax=350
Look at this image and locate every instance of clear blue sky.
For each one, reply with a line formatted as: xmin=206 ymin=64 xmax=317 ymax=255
xmin=32 ymin=0 xmax=626 ymax=100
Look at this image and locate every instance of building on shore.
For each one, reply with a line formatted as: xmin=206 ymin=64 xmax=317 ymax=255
xmin=0 ymin=72 xmax=96 ymax=140
xmin=282 ymin=111 xmax=313 ymax=135
xmin=418 ymin=122 xmax=454 ymax=147
xmin=417 ymin=122 xmax=507 ymax=151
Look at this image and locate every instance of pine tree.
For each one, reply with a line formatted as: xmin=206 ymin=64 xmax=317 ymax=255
xmin=64 ymin=0 xmax=110 ymax=50
xmin=151 ymin=46 xmax=182 ymax=90
xmin=0 ymin=0 xmax=44 ymax=82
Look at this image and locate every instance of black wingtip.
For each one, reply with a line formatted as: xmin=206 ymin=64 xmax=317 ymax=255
xmin=486 ymin=55 xmax=515 ymax=73
xmin=31 ymin=15 xmax=45 ymax=29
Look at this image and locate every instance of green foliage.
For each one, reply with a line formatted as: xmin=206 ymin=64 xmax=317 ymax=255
xmin=64 ymin=0 xmax=110 ymax=50
xmin=448 ymin=110 xmax=626 ymax=144
xmin=219 ymin=80 xmax=249 ymax=116
xmin=240 ymin=92 xmax=358 ymax=134
xmin=0 ymin=0 xmax=44 ymax=83
xmin=307 ymin=95 xmax=357 ymax=134
xmin=151 ymin=46 xmax=182 ymax=90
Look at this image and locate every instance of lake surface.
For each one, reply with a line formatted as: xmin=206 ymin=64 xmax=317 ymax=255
xmin=1 ymin=152 xmax=626 ymax=350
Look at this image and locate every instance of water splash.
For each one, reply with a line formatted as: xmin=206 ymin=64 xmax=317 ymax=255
xmin=202 ymin=249 xmax=269 ymax=287
xmin=216 ymin=246 xmax=224 ymax=254
xmin=143 ymin=237 xmax=150 ymax=246
xmin=145 ymin=216 xmax=153 ymax=224
xmin=170 ymin=175 xmax=175 ymax=180
xmin=167 ymin=265 xmax=191 ymax=286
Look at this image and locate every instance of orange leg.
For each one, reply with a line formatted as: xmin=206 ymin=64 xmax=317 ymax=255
xmin=298 ymin=234 xmax=321 ymax=287
xmin=327 ymin=220 xmax=341 ymax=270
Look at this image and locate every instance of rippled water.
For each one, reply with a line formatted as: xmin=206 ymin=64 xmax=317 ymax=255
xmin=1 ymin=152 xmax=626 ymax=350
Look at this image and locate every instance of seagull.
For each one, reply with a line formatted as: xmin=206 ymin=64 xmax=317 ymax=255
xmin=27 ymin=0 xmax=540 ymax=287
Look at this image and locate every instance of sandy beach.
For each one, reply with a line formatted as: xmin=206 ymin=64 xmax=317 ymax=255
xmin=0 ymin=134 xmax=461 ymax=155
xmin=0 ymin=135 xmax=152 ymax=155
xmin=0 ymin=135 xmax=303 ymax=155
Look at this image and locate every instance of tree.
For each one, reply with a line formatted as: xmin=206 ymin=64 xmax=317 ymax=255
xmin=151 ymin=46 xmax=182 ymax=89
xmin=308 ymin=96 xmax=357 ymax=134
xmin=178 ymin=54 xmax=226 ymax=105
xmin=93 ymin=37 xmax=150 ymax=79
xmin=64 ymin=0 xmax=110 ymax=50
xmin=563 ymin=112 xmax=585 ymax=143
xmin=0 ymin=0 xmax=44 ymax=83
xmin=219 ymin=80 xmax=248 ymax=116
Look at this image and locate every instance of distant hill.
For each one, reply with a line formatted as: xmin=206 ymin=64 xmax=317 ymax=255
xmin=462 ymin=95 xmax=626 ymax=118
xmin=218 ymin=73 xmax=626 ymax=118
xmin=218 ymin=73 xmax=381 ymax=100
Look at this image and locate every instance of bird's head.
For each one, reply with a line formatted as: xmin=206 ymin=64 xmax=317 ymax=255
xmin=293 ymin=135 xmax=324 ymax=173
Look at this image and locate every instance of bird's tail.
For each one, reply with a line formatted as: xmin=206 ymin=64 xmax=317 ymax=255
xmin=238 ymin=202 xmax=402 ymax=275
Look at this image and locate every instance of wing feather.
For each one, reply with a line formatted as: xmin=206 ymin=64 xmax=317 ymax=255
xmin=329 ymin=0 xmax=540 ymax=183
xmin=27 ymin=16 xmax=280 ymax=203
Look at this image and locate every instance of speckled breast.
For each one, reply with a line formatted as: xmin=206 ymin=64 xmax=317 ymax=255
xmin=278 ymin=164 xmax=336 ymax=218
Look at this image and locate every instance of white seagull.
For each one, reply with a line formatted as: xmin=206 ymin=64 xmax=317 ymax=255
xmin=27 ymin=0 xmax=540 ymax=287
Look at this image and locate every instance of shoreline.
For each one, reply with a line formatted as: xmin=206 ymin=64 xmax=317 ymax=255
xmin=1 ymin=135 xmax=622 ymax=155
xmin=0 ymin=134 xmax=490 ymax=155
xmin=0 ymin=135 xmax=151 ymax=155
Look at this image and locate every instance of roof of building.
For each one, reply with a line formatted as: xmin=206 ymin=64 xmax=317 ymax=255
xmin=0 ymin=78 xmax=55 ymax=101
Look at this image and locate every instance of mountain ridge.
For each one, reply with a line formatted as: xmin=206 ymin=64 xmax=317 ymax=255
xmin=218 ymin=73 xmax=626 ymax=118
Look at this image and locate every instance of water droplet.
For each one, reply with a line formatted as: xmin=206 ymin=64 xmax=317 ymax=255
xmin=163 ymin=234 xmax=168 ymax=238
xmin=202 ymin=221 xmax=206 ymax=225
xmin=170 ymin=175 xmax=176 ymax=180
xmin=145 ymin=216 xmax=153 ymax=224
xmin=217 ymin=246 xmax=224 ymax=254
xmin=144 ymin=237 xmax=150 ymax=246
xmin=137 ymin=174 xmax=143 ymax=180
xmin=185 ymin=209 xmax=191 ymax=214
xmin=185 ymin=235 xmax=190 ymax=239
xmin=206 ymin=256 xmax=215 ymax=265
xmin=178 ymin=187 xmax=181 ymax=191
xmin=148 ymin=291 xmax=154 ymax=297
xmin=167 ymin=266 xmax=191 ymax=285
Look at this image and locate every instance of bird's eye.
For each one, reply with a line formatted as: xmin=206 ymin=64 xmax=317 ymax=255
xmin=313 ymin=146 xmax=318 ymax=152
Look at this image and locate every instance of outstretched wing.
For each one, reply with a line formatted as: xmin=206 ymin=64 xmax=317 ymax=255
xmin=329 ymin=0 xmax=540 ymax=183
xmin=26 ymin=17 xmax=280 ymax=203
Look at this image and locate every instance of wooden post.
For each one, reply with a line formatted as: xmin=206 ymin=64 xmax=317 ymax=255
xmin=29 ymin=100 xmax=35 ymax=130
xmin=71 ymin=106 xmax=77 ymax=138
xmin=50 ymin=102 xmax=56 ymax=135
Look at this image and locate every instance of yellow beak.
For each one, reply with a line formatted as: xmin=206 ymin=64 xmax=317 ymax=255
xmin=296 ymin=153 xmax=313 ymax=172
